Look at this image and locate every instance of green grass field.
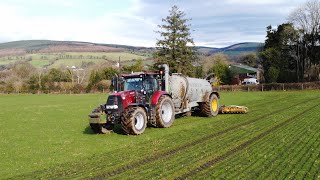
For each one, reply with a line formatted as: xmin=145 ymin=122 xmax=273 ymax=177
xmin=0 ymin=52 xmax=150 ymax=68
xmin=0 ymin=91 xmax=319 ymax=179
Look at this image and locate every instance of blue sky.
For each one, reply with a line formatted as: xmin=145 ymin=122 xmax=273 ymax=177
xmin=0 ymin=0 xmax=307 ymax=47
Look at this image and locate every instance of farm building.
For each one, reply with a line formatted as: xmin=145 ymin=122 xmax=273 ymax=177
xmin=229 ymin=64 xmax=262 ymax=85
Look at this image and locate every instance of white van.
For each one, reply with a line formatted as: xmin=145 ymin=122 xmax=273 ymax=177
xmin=242 ymin=78 xmax=259 ymax=85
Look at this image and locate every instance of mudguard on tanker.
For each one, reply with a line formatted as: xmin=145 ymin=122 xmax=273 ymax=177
xmin=89 ymin=64 xmax=220 ymax=135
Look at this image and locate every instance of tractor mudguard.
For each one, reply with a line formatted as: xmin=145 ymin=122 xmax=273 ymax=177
xmin=150 ymin=91 xmax=171 ymax=105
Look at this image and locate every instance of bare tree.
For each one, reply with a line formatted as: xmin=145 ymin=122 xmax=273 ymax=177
xmin=288 ymin=0 xmax=320 ymax=80
xmin=289 ymin=0 xmax=320 ymax=35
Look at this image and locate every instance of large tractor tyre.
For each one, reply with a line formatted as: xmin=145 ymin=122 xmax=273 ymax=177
xmin=201 ymin=94 xmax=219 ymax=117
xmin=122 ymin=107 xmax=147 ymax=135
xmin=155 ymin=96 xmax=175 ymax=128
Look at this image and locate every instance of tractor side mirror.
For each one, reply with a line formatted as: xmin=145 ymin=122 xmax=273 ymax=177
xmin=111 ymin=78 xmax=116 ymax=87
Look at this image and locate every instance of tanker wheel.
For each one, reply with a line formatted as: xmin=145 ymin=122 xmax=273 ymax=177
xmin=201 ymin=94 xmax=219 ymax=117
xmin=156 ymin=96 xmax=175 ymax=128
xmin=122 ymin=107 xmax=147 ymax=135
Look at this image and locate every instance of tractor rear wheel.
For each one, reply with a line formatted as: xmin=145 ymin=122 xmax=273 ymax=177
xmin=156 ymin=96 xmax=175 ymax=128
xmin=201 ymin=94 xmax=219 ymax=117
xmin=122 ymin=107 xmax=147 ymax=135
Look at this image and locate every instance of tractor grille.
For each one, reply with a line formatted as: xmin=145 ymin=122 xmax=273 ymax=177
xmin=106 ymin=95 xmax=123 ymax=112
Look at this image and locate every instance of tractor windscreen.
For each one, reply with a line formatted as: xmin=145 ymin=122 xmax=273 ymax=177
xmin=124 ymin=78 xmax=143 ymax=91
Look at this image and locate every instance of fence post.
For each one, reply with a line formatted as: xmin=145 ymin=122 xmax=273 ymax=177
xmin=262 ymin=84 xmax=264 ymax=92
xmin=283 ymin=84 xmax=285 ymax=91
xmin=302 ymin=83 xmax=304 ymax=90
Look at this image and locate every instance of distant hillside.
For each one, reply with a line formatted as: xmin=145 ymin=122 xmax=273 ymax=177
xmin=0 ymin=40 xmax=126 ymax=57
xmin=0 ymin=40 xmax=262 ymax=57
xmin=0 ymin=40 xmax=263 ymax=69
xmin=196 ymin=42 xmax=263 ymax=56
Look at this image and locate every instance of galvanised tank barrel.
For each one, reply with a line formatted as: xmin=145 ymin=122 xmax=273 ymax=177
xmin=169 ymin=74 xmax=212 ymax=108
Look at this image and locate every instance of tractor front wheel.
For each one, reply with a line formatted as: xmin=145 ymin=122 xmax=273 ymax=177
xmin=156 ymin=96 xmax=175 ymax=128
xmin=201 ymin=94 xmax=219 ymax=117
xmin=122 ymin=107 xmax=147 ymax=135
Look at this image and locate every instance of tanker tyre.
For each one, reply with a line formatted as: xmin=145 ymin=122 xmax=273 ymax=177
xmin=156 ymin=96 xmax=175 ymax=128
xmin=122 ymin=107 xmax=147 ymax=135
xmin=201 ymin=94 xmax=219 ymax=117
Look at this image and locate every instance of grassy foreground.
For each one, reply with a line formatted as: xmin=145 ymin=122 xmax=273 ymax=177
xmin=0 ymin=91 xmax=319 ymax=179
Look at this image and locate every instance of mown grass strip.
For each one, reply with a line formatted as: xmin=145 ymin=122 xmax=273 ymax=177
xmin=175 ymin=102 xmax=320 ymax=179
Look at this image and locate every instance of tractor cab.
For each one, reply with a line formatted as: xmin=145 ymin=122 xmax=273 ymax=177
xmin=104 ymin=72 xmax=166 ymax=128
xmin=113 ymin=72 xmax=164 ymax=100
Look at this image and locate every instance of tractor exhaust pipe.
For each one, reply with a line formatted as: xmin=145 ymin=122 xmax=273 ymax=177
xmin=158 ymin=64 xmax=170 ymax=92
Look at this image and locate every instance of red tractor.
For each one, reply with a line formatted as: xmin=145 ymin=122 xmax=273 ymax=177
xmin=89 ymin=64 xmax=219 ymax=135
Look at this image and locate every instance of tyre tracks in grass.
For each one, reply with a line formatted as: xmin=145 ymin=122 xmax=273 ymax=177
xmin=277 ymin=130 xmax=320 ymax=179
xmin=258 ymin=109 xmax=320 ymax=179
xmin=175 ymin=101 xmax=320 ymax=179
xmin=191 ymin=111 xmax=309 ymax=179
xmin=216 ymin=115 xmax=311 ymax=179
xmin=245 ymin=121 xmax=314 ymax=178
xmin=234 ymin=110 xmax=319 ymax=179
xmin=130 ymin=104 xmax=306 ymax=179
xmin=290 ymin=136 xmax=320 ymax=179
xmin=91 ymin=96 xmax=320 ymax=179
xmin=172 ymin=94 xmax=291 ymax=128
xmin=312 ymin=152 xmax=320 ymax=180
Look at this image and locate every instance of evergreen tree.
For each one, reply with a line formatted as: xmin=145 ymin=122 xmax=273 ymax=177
xmin=154 ymin=5 xmax=195 ymax=76
xmin=259 ymin=23 xmax=299 ymax=83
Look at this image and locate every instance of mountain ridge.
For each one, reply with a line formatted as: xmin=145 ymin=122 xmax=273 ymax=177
xmin=0 ymin=40 xmax=263 ymax=57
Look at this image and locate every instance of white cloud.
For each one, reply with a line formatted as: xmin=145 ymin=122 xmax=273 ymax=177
xmin=0 ymin=0 xmax=310 ymax=47
xmin=0 ymin=0 xmax=158 ymax=47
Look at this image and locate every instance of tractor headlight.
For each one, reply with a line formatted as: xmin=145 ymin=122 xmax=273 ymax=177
xmin=105 ymin=105 xmax=119 ymax=109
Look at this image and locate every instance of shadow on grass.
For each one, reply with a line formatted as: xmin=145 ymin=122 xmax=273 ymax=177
xmin=83 ymin=125 xmax=123 ymax=135
xmin=83 ymin=126 xmax=94 ymax=134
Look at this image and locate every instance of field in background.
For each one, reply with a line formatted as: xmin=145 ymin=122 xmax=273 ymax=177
xmin=0 ymin=52 xmax=151 ymax=68
xmin=0 ymin=91 xmax=319 ymax=179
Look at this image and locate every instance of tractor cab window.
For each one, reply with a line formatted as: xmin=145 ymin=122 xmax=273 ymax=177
xmin=143 ymin=76 xmax=158 ymax=92
xmin=124 ymin=78 xmax=143 ymax=91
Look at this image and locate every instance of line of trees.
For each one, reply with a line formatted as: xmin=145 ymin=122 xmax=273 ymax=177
xmin=0 ymin=60 xmax=145 ymax=94
xmin=260 ymin=0 xmax=320 ymax=83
